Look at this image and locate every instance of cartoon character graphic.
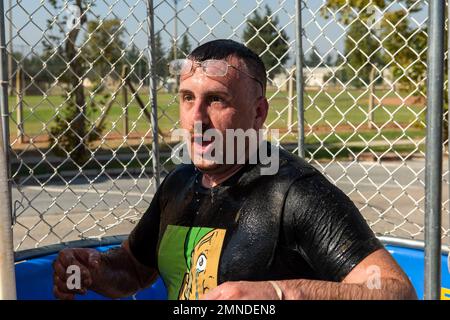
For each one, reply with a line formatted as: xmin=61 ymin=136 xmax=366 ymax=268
xmin=179 ymin=229 xmax=226 ymax=300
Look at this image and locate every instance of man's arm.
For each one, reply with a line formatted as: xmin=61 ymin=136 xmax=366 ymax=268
xmin=276 ymin=248 xmax=417 ymax=299
xmin=53 ymin=240 xmax=158 ymax=300
xmin=202 ymin=248 xmax=417 ymax=300
xmin=89 ymin=240 xmax=158 ymax=298
xmin=54 ymin=171 xmax=167 ymax=300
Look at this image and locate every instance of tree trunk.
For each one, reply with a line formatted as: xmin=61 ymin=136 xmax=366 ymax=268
xmin=66 ymin=1 xmax=87 ymax=161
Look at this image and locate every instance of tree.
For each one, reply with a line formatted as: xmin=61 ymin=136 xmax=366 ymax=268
xmin=83 ymin=19 xmax=126 ymax=82
xmin=154 ymin=33 xmax=168 ymax=82
xmin=325 ymin=54 xmax=334 ymax=67
xmin=322 ymin=0 xmax=425 ymax=90
xmin=242 ymin=5 xmax=290 ymax=77
xmin=380 ymin=9 xmax=427 ymax=94
xmin=333 ymin=55 xmax=350 ymax=84
xmin=321 ymin=0 xmax=385 ymax=128
xmin=168 ymin=34 xmax=192 ymax=61
xmin=44 ymin=0 xmax=90 ymax=163
xmin=123 ymin=34 xmax=169 ymax=91
xmin=305 ymin=46 xmax=322 ymax=67
xmin=126 ymin=44 xmax=147 ymax=84
xmin=179 ymin=34 xmax=192 ymax=58
xmin=322 ymin=0 xmax=425 ymax=128
xmin=343 ymin=18 xmax=384 ymax=88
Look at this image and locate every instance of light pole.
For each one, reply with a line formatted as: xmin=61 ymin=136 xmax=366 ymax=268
xmin=7 ymin=0 xmax=12 ymax=97
xmin=173 ymin=0 xmax=179 ymax=91
xmin=173 ymin=0 xmax=178 ymax=61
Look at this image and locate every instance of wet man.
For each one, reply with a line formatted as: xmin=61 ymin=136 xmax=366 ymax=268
xmin=53 ymin=39 xmax=417 ymax=300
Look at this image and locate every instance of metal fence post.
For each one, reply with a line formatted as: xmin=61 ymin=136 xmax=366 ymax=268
xmin=447 ymin=0 xmax=450 ymax=287
xmin=424 ymin=0 xmax=445 ymax=301
xmin=0 ymin=0 xmax=16 ymax=300
xmin=295 ymin=0 xmax=305 ymax=158
xmin=146 ymin=0 xmax=160 ymax=188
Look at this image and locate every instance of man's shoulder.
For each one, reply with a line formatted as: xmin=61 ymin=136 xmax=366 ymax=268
xmin=273 ymin=148 xmax=320 ymax=181
xmin=275 ymin=149 xmax=349 ymax=202
xmin=239 ymin=147 xmax=324 ymax=197
xmin=266 ymin=147 xmax=340 ymax=198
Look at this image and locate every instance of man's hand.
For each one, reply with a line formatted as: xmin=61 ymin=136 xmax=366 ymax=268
xmin=202 ymin=281 xmax=281 ymax=300
xmin=52 ymin=248 xmax=101 ymax=300
xmin=52 ymin=241 xmax=158 ymax=300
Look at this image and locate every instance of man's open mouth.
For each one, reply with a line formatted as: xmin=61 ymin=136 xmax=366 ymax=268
xmin=192 ymin=136 xmax=215 ymax=152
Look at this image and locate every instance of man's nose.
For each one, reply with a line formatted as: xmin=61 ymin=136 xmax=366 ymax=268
xmin=191 ymin=98 xmax=210 ymax=126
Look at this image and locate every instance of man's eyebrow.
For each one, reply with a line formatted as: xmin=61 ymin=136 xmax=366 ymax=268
xmin=205 ymin=90 xmax=232 ymax=97
xmin=178 ymin=88 xmax=232 ymax=97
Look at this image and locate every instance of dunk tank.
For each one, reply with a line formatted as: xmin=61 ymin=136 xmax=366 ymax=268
xmin=0 ymin=0 xmax=449 ymax=300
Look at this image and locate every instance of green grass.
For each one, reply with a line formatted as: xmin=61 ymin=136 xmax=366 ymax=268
xmin=7 ymin=88 xmax=426 ymax=178
xmin=8 ymin=88 xmax=426 ymax=143
xmin=304 ymin=143 xmax=423 ymax=161
xmin=265 ymin=88 xmax=425 ymax=128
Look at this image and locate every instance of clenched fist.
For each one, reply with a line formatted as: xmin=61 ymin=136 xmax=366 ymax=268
xmin=52 ymin=248 xmax=102 ymax=300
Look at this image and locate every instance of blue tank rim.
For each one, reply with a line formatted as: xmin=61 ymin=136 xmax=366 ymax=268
xmin=378 ymin=236 xmax=449 ymax=254
xmin=14 ymin=235 xmax=449 ymax=262
xmin=14 ymin=235 xmax=127 ymax=262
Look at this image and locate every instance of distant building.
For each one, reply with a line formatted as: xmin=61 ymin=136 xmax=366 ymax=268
xmin=271 ymin=66 xmax=392 ymax=90
xmin=303 ymin=66 xmax=338 ymax=87
xmin=271 ymin=66 xmax=338 ymax=89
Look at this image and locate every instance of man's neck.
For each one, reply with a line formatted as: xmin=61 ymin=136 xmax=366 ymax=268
xmin=201 ymin=164 xmax=245 ymax=188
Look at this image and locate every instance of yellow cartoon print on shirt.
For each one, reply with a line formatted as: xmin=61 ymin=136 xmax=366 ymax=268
xmin=179 ymin=228 xmax=226 ymax=300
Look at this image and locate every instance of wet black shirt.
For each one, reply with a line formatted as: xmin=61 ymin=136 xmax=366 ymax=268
xmin=128 ymin=147 xmax=383 ymax=300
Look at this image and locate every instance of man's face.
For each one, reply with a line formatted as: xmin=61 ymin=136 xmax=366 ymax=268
xmin=179 ymin=56 xmax=268 ymax=173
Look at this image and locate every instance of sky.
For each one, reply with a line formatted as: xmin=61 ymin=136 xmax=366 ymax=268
xmin=8 ymin=0 xmax=428 ymax=66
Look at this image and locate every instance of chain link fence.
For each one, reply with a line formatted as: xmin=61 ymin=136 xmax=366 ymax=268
xmin=2 ymin=0 xmax=448 ymax=252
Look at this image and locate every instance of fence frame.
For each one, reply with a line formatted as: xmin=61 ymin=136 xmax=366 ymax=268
xmin=146 ymin=0 xmax=160 ymax=188
xmin=0 ymin=0 xmax=448 ymax=300
xmin=0 ymin=0 xmax=16 ymax=300
xmin=295 ymin=0 xmax=305 ymax=158
xmin=424 ymin=0 xmax=445 ymax=301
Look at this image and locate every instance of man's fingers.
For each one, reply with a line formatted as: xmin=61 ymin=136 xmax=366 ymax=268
xmin=87 ymin=251 xmax=101 ymax=270
xmin=58 ymin=249 xmax=77 ymax=267
xmin=54 ymin=274 xmax=75 ymax=295
xmin=80 ymin=265 xmax=92 ymax=288
xmin=52 ymin=248 xmax=99 ymax=299
xmin=54 ymin=254 xmax=92 ymax=287
xmin=53 ymin=284 xmax=75 ymax=300
xmin=201 ymin=287 xmax=222 ymax=300
xmin=54 ymin=273 xmax=88 ymax=296
xmin=73 ymin=248 xmax=99 ymax=266
xmin=52 ymin=259 xmax=67 ymax=281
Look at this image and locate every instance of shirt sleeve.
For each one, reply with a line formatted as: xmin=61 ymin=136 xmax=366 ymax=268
xmin=283 ymin=173 xmax=384 ymax=282
xmin=128 ymin=180 xmax=166 ymax=268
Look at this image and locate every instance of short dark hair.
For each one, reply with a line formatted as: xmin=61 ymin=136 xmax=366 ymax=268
xmin=188 ymin=39 xmax=267 ymax=95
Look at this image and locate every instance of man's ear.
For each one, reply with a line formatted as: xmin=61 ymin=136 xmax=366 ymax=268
xmin=254 ymin=97 xmax=269 ymax=129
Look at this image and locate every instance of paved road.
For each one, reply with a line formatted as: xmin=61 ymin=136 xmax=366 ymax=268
xmin=11 ymin=159 xmax=449 ymax=250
